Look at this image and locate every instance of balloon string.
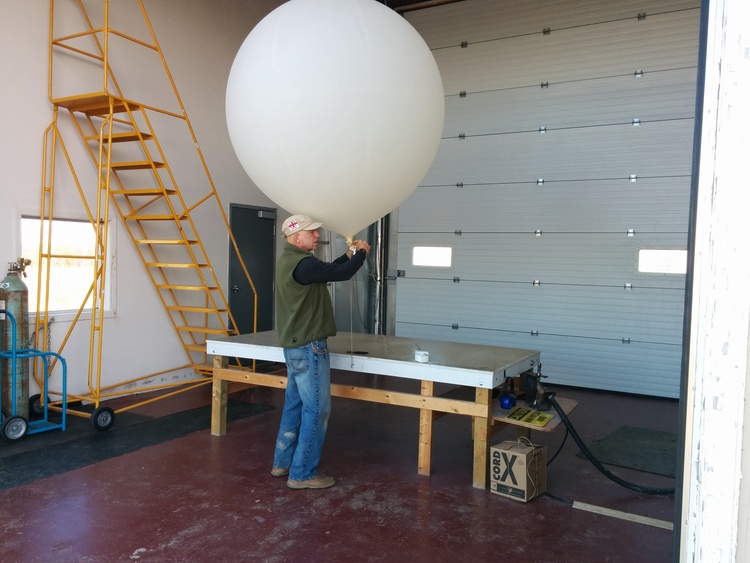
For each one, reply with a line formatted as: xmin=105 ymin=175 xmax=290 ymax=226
xmin=349 ymin=280 xmax=354 ymax=368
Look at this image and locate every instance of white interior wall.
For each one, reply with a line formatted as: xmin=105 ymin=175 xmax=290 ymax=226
xmin=0 ymin=0 xmax=284 ymax=396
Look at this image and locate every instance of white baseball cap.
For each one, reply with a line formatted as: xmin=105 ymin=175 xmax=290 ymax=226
xmin=282 ymin=214 xmax=323 ymax=237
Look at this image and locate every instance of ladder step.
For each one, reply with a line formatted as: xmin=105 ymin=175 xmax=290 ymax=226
xmin=193 ymin=365 xmax=214 ymax=376
xmin=135 ymin=239 xmax=197 ymax=245
xmin=85 ymin=132 xmax=153 ymax=143
xmin=185 ymin=344 xmax=209 ymax=352
xmin=177 ymin=326 xmax=228 ymax=334
xmin=53 ymin=93 xmax=140 ymax=116
xmin=110 ymin=188 xmax=176 ymax=196
xmin=123 ymin=213 xmax=188 ymax=221
xmin=109 ymin=161 xmax=165 ymax=170
xmin=157 ymin=284 xmax=219 ymax=291
xmin=146 ymin=262 xmax=208 ymax=269
xmin=168 ymin=305 xmax=227 ymax=313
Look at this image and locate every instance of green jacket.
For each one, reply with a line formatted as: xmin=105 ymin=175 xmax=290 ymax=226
xmin=275 ymin=243 xmax=337 ymax=348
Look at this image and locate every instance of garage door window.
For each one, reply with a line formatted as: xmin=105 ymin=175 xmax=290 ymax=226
xmin=412 ymin=246 xmax=452 ymax=268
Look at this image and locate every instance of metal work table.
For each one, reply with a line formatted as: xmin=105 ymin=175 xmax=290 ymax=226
xmin=207 ymin=331 xmax=541 ymax=489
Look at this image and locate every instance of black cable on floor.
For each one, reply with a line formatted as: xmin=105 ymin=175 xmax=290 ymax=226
xmin=547 ymin=394 xmax=675 ymax=496
xmin=547 ymin=426 xmax=568 ymax=466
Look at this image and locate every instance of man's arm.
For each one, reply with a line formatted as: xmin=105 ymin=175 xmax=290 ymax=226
xmin=293 ymin=251 xmax=367 ymax=284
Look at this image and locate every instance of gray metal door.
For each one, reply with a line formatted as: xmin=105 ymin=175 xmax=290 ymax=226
xmin=229 ymin=204 xmax=276 ymax=334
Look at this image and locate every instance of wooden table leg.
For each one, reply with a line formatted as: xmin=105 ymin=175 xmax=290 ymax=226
xmin=472 ymin=387 xmax=492 ymax=489
xmin=418 ymin=380 xmax=435 ymax=476
xmin=211 ymin=354 xmax=228 ymax=436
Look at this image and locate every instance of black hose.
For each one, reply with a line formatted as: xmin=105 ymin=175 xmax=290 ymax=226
xmin=547 ymin=393 xmax=675 ymax=496
xmin=547 ymin=426 xmax=568 ymax=466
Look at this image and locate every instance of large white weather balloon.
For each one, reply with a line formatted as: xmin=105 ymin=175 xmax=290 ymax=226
xmin=226 ymin=0 xmax=445 ymax=241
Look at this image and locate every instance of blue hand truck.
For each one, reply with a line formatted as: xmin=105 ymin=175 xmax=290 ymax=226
xmin=0 ymin=310 xmax=67 ymax=440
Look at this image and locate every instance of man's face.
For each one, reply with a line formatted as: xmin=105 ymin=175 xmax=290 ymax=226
xmin=295 ymin=228 xmax=319 ymax=252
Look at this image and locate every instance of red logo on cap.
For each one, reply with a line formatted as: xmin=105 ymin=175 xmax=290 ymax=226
xmin=288 ymin=220 xmax=299 ymax=231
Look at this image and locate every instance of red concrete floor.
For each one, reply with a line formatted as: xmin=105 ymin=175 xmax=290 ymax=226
xmin=0 ymin=377 xmax=677 ymax=562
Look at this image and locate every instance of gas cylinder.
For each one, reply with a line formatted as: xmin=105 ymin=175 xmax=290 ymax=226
xmin=0 ymin=258 xmax=31 ymax=418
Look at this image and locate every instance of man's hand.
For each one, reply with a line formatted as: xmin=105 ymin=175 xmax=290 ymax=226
xmin=351 ymin=240 xmax=371 ymax=255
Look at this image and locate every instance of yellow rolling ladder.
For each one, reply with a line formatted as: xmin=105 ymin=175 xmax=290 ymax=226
xmin=35 ymin=0 xmax=256 ymax=428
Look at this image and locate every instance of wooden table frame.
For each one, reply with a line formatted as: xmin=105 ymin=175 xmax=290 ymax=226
xmin=208 ymin=331 xmax=541 ymax=489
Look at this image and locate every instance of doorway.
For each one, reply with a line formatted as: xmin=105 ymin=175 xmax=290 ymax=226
xmin=228 ymin=204 xmax=277 ymax=334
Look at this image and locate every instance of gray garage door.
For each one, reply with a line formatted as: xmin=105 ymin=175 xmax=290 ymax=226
xmin=394 ymin=0 xmax=700 ymax=398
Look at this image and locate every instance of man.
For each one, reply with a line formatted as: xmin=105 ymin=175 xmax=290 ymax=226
xmin=272 ymin=214 xmax=371 ymax=489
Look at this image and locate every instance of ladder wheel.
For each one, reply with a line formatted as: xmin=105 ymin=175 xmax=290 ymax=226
xmin=91 ymin=406 xmax=115 ymax=432
xmin=2 ymin=415 xmax=29 ymax=441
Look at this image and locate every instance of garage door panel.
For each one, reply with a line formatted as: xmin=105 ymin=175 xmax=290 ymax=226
xmin=443 ymin=67 xmax=697 ymax=137
xmin=395 ymin=322 xmax=681 ymax=398
xmin=400 ymin=178 xmax=690 ymax=233
xmin=398 ymin=233 xmax=689 ymax=288
xmin=434 ymin=10 xmax=699 ymax=95
xmin=396 ymin=280 xmax=684 ymax=343
xmin=410 ymin=0 xmax=700 ymax=51
xmin=423 ymin=120 xmax=694 ymax=186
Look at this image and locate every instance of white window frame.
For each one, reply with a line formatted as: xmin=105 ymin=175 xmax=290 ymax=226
xmin=20 ymin=215 xmax=117 ymax=320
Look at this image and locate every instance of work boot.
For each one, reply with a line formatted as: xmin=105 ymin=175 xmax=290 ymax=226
xmin=286 ymin=474 xmax=336 ymax=490
xmin=271 ymin=467 xmax=289 ymax=477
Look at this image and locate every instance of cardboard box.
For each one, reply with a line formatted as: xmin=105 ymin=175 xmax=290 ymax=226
xmin=490 ymin=440 xmax=547 ymax=502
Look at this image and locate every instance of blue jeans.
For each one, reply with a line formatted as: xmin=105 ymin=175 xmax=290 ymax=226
xmin=273 ymin=339 xmax=331 ymax=481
